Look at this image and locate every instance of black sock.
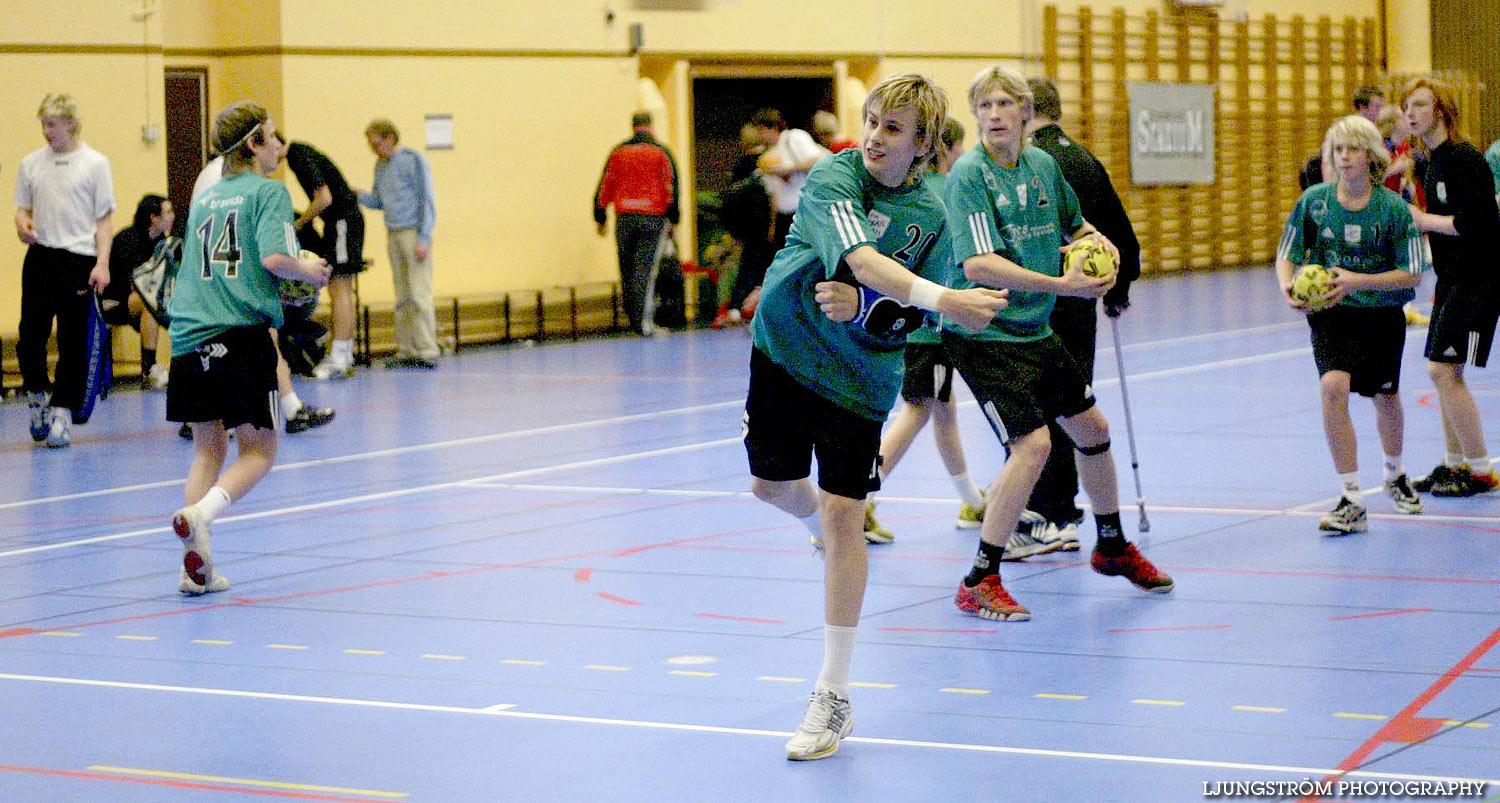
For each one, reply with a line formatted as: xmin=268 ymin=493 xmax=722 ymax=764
xmin=964 ymin=540 xmax=1007 ymax=586
xmin=1094 ymin=511 xmax=1126 ymax=556
xmin=141 ymin=348 xmax=156 ymax=371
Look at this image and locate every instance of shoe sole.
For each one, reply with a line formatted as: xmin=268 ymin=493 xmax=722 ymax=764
xmin=960 ymin=605 xmax=1031 ymax=622
xmin=863 ymin=531 xmax=894 ymax=545
xmin=954 ymin=519 xmax=982 ymax=530
xmin=1001 ymin=540 xmax=1065 ymax=561
xmin=1318 ymin=520 xmax=1368 ymax=535
xmin=1091 ymin=562 xmax=1176 ymax=592
xmin=172 ymin=511 xmax=212 ymax=587
xmin=785 ymin=718 xmax=855 ymax=761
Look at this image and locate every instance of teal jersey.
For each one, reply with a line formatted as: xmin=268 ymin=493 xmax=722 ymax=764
xmin=1486 ymin=140 xmax=1500 ymax=197
xmin=169 ymin=172 xmax=297 ymax=355
xmin=1277 ymin=182 xmax=1424 ymax=308
xmin=942 ymin=144 xmax=1084 ymax=342
xmin=750 ymin=149 xmax=953 ymax=421
xmin=905 ymin=171 xmax=949 ymax=345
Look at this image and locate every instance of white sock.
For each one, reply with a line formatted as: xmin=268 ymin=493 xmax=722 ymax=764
xmin=194 ymin=486 xmax=232 ymax=522
xmin=332 ymin=339 xmax=354 ymax=361
xmin=815 ymin=624 xmax=858 ymax=697
xmin=950 ymin=471 xmax=985 ymax=508
xmin=280 ymin=391 xmax=303 ymax=420
xmin=799 ymin=511 xmax=823 ymax=542
xmin=1383 ymin=455 xmax=1403 ymax=482
xmin=1338 ymin=471 xmax=1362 ymax=504
xmin=1445 ymin=452 xmax=1465 ymax=469
xmin=1464 ymin=454 xmax=1492 ymax=475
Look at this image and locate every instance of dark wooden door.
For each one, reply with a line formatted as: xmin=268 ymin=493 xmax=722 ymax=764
xmin=164 ymin=68 xmax=209 ymax=236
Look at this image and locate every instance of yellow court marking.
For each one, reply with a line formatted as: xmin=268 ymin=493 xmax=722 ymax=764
xmin=1132 ymin=699 xmax=1186 ymax=707
xmin=343 ymin=649 xmax=386 ymax=656
xmin=502 ymin=659 xmax=546 ymax=666
xmin=266 ymin=644 xmax=309 ymax=651
xmin=941 ymin=688 xmax=990 ymax=696
xmin=87 ymin=765 xmax=408 ymax=798
xmin=669 ymin=670 xmax=717 ymax=678
xmin=585 ymin=664 xmax=630 ymax=672
xmin=1233 ymin=705 xmax=1287 ymax=713
xmin=757 ymin=676 xmax=806 ymax=684
xmin=190 ymin=639 xmax=233 ymax=646
xmin=849 ymin=682 xmax=896 ymax=690
xmin=1445 ymin=720 xmax=1492 ymax=729
xmin=1036 ymin=693 xmax=1088 ymax=701
xmin=39 ymin=631 xmax=82 ymax=637
xmin=1335 ymin=712 xmax=1389 ymax=721
xmin=115 ymin=635 xmax=157 ymax=642
xmin=420 ymin=654 xmax=466 ymax=661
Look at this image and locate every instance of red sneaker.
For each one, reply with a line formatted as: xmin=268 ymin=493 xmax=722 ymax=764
xmin=1091 ymin=544 xmax=1174 ymax=593
xmin=954 ymin=574 xmax=1030 ymax=621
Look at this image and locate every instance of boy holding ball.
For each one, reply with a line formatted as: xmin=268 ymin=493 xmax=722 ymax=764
xmin=1275 ymin=115 xmax=1426 ymax=533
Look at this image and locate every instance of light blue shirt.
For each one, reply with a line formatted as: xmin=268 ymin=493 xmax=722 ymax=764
xmin=359 ymin=146 xmax=436 ymax=244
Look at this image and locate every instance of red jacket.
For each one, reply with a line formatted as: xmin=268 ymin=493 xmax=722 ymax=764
xmin=594 ymin=130 xmax=680 ymax=223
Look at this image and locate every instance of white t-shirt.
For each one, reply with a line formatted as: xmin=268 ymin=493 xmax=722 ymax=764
xmin=13 ymin=143 xmax=115 ymax=256
xmin=191 ymin=156 xmax=226 ymax=204
xmin=761 ymin=128 xmax=830 ymax=214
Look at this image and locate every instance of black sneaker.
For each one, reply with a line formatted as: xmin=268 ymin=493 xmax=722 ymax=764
xmin=1431 ymin=467 xmax=1500 ymax=498
xmin=285 ymin=405 xmax=336 ymax=434
xmin=178 ymin=423 xmax=193 ymax=440
xmin=1318 ymin=496 xmax=1368 ymax=535
xmin=1383 ymin=474 xmax=1423 ymax=513
xmin=384 ymin=356 xmax=437 ymax=369
xmin=1411 ymin=463 xmax=1456 ymax=493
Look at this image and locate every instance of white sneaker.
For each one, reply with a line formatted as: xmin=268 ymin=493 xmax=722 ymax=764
xmin=45 ymin=409 xmax=71 ymax=448
xmin=28 ymin=392 xmax=50 ymax=442
xmin=179 ymin=567 xmax=231 ymax=595
xmin=147 ymin=364 xmax=170 ymax=390
xmin=311 ymin=355 xmax=354 ymax=380
xmin=1037 ymin=521 xmax=1081 ymax=552
xmin=172 ymin=507 xmax=218 ymax=591
xmin=785 ymin=689 xmax=854 ymax=760
xmin=1001 ymin=510 xmax=1064 ymax=561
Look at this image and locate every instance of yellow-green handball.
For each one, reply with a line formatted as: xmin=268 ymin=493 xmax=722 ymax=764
xmin=1065 ymin=238 xmax=1116 ymax=279
xmin=278 ymin=249 xmax=323 ymax=309
xmin=1290 ymin=263 xmax=1336 ymax=311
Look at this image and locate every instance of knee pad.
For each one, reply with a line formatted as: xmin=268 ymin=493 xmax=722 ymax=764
xmin=1076 ymin=439 xmax=1111 ymax=456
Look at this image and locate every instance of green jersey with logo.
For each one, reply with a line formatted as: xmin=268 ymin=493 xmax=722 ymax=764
xmin=750 ymin=149 xmax=953 ymax=421
xmin=169 ymin=172 xmax=298 ymax=355
xmin=1278 ymin=182 xmax=1424 ymax=308
xmin=942 ymin=144 xmax=1084 ymax=342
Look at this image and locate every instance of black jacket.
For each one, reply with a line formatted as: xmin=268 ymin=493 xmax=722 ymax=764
xmin=1029 ymin=123 xmax=1141 ymax=308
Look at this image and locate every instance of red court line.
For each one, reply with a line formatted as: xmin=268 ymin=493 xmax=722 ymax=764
xmin=1108 ymin=624 xmax=1232 ymax=633
xmin=878 ymin=627 xmax=998 ymax=634
xmin=0 ymin=763 xmax=392 ymax=802
xmin=0 ymin=525 xmax=781 ymax=638
xmin=0 ymin=628 xmax=41 ymax=639
xmin=1173 ymin=565 xmax=1500 ymax=586
xmin=595 ymin=592 xmax=640 ymax=606
xmin=694 ymin=612 xmax=785 ymax=624
xmin=573 ymin=568 xmax=593 ymax=582
xmin=1298 ymin=623 xmax=1500 ymax=802
xmin=1331 ymin=608 xmax=1433 ymax=621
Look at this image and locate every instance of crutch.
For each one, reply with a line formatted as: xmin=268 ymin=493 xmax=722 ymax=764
xmin=1109 ymin=316 xmax=1150 ymax=533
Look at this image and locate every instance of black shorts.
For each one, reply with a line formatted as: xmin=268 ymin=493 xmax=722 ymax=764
xmin=320 ymin=213 xmax=367 ymax=277
xmin=1425 ymin=279 xmax=1499 ymax=367
xmin=743 ymin=348 xmax=884 ymax=500
xmin=942 ymin=330 xmax=1095 ymax=445
xmin=166 ymin=326 xmax=280 ymax=430
xmin=1309 ymin=305 xmax=1407 ymax=397
xmin=900 ymin=341 xmax=957 ymax=403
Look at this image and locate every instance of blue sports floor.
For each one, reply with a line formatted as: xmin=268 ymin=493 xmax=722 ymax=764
xmin=1 ymin=266 xmax=1496 ymax=802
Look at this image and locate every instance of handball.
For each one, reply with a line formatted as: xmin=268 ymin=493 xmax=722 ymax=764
xmin=1065 ymin=239 xmax=1116 ymax=279
xmin=279 ymin=249 xmax=322 ymax=308
xmin=1290 ymin=263 xmax=1335 ymax=312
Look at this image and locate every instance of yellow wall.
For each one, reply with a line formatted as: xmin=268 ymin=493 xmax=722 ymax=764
xmin=0 ymin=0 xmax=1414 ymax=336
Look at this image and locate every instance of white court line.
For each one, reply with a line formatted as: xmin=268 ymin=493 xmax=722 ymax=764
xmin=0 ymin=400 xmax=745 ymax=514
xmin=0 ymin=437 xmax=741 ymax=559
xmin=1 ymin=671 xmax=1492 ymax=787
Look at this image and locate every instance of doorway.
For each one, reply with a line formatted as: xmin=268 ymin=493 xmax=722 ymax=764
xmin=164 ymin=68 xmax=209 ymax=235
